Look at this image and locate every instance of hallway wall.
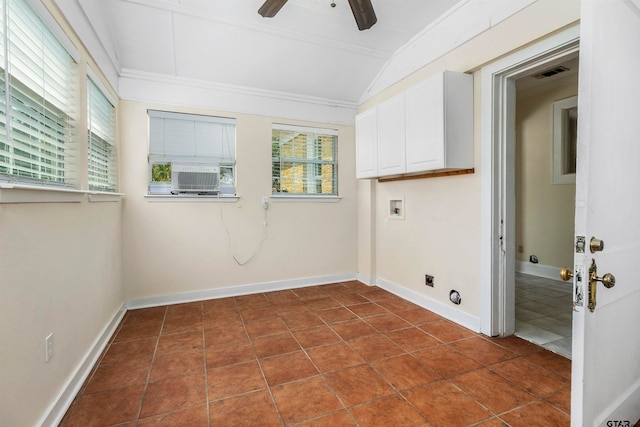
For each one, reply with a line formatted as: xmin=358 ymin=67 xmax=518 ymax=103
xmin=516 ymin=75 xmax=579 ymax=270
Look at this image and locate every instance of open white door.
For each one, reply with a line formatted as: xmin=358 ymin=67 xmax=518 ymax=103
xmin=571 ymin=0 xmax=640 ymax=425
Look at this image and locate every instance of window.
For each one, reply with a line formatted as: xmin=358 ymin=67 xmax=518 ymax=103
xmin=0 ymin=0 xmax=78 ymax=187
xmin=87 ymin=78 xmax=117 ymax=192
xmin=271 ymin=125 xmax=338 ymax=196
xmin=552 ymin=96 xmax=578 ymax=184
xmin=148 ymin=111 xmax=236 ymax=195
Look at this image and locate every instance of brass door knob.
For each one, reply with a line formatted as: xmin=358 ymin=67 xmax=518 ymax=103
xmin=560 ymin=267 xmax=574 ymax=281
xmin=587 ymin=259 xmax=616 ymax=312
xmin=597 ymin=272 xmax=616 ymax=288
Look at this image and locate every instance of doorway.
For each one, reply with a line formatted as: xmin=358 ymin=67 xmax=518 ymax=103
xmin=512 ymin=58 xmax=579 ymax=358
xmin=479 ymin=26 xmax=580 ymax=341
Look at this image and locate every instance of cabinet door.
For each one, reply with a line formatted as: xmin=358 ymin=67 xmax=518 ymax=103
xmin=377 ymin=93 xmax=406 ymax=176
xmin=405 ymin=73 xmax=445 ymax=172
xmin=355 ymin=108 xmax=378 ymax=178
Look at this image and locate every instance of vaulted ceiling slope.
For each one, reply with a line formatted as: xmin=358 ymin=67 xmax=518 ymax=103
xmin=64 ymin=0 xmax=462 ymax=104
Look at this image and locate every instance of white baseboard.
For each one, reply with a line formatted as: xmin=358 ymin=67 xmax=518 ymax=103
xmin=375 ymin=278 xmax=481 ymax=333
xmin=515 ymin=260 xmax=563 ymax=281
xmin=41 ymin=271 xmax=480 ymax=426
xmin=356 ymin=273 xmax=376 ymax=286
xmin=39 ymin=303 xmax=127 ymax=427
xmin=38 ymin=273 xmax=358 ymax=425
xmin=126 ymin=273 xmax=359 ymax=309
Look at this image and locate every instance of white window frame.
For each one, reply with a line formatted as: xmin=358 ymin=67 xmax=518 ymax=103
xmin=552 ymin=95 xmax=578 ymax=185
xmin=147 ymin=110 xmax=237 ymax=200
xmin=87 ymin=74 xmax=118 ymax=194
xmin=271 ymin=124 xmax=340 ymax=202
xmin=0 ymin=0 xmax=83 ymax=203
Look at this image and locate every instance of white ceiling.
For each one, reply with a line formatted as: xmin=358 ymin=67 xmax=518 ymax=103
xmin=77 ymin=0 xmax=462 ymax=104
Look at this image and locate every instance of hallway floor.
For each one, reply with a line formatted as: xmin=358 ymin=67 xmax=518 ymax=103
xmin=61 ymin=281 xmax=571 ymax=426
xmin=515 ymin=273 xmax=573 ymax=358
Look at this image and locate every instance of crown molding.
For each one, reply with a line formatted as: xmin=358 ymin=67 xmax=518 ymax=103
xmin=119 ymin=69 xmax=358 ymax=125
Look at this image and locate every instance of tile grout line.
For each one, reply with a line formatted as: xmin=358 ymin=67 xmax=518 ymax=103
xmin=58 ymin=311 xmax=130 ymax=426
xmin=279 ymin=288 xmax=439 ymax=425
xmin=285 ymin=301 xmax=358 ymax=426
xmin=201 ymin=304 xmax=211 ymax=427
xmin=67 ymin=283 xmax=572 ymax=426
xmin=133 ymin=305 xmax=168 ymax=425
xmin=239 ymin=293 xmax=287 ymax=427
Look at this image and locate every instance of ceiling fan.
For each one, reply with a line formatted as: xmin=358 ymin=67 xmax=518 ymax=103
xmin=258 ymin=0 xmax=377 ymax=31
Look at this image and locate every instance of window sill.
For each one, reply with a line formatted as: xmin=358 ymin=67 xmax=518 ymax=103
xmin=270 ymin=195 xmax=342 ymax=203
xmin=144 ymin=194 xmax=240 ymax=203
xmin=88 ymin=191 xmax=124 ymax=202
xmin=0 ymin=183 xmax=86 ymax=204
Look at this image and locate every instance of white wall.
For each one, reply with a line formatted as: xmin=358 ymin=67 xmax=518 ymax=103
xmin=0 ymin=203 xmax=123 ymax=426
xmin=0 ymin=2 xmax=125 ymax=426
xmin=516 ymin=77 xmax=578 ymax=270
xmin=357 ymin=0 xmax=580 ymax=326
xmin=1 ymin=0 xmax=582 ymax=425
xmin=119 ymin=100 xmax=358 ymax=302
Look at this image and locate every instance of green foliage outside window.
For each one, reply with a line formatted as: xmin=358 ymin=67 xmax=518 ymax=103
xmin=151 ymin=163 xmax=171 ymax=182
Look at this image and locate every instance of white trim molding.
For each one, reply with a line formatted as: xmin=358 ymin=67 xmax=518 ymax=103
xmin=356 ymin=273 xmax=376 ymax=286
xmin=480 ymin=25 xmax=580 ymax=337
xmin=126 ymin=273 xmax=359 ymax=309
xmin=38 ymin=303 xmax=127 ymax=427
xmin=515 ymin=260 xmax=563 ymax=282
xmin=0 ymin=184 xmax=86 ymax=203
xmin=119 ymin=70 xmax=358 ymax=126
xmin=37 ymin=271 xmax=487 ymax=425
xmin=376 ymin=277 xmax=481 ymax=333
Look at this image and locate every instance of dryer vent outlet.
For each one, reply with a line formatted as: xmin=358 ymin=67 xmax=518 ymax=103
xmin=449 ymin=290 xmax=462 ymax=305
xmin=425 ymin=275 xmax=434 ymax=287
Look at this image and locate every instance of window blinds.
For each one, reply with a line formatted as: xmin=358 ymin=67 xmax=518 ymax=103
xmin=0 ymin=0 xmax=77 ymax=186
xmin=271 ymin=124 xmax=338 ymax=195
xmin=88 ymin=78 xmax=117 ymax=191
xmin=148 ymin=110 xmax=236 ymax=165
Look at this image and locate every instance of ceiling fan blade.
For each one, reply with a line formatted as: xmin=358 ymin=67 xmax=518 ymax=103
xmin=347 ymin=0 xmax=377 ymax=30
xmin=258 ymin=0 xmax=288 ymax=18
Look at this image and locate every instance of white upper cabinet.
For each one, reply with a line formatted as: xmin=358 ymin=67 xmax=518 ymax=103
xmin=355 ymin=70 xmax=473 ymax=179
xmin=377 ymin=93 xmax=406 ymax=177
xmin=355 ymin=107 xmax=378 ymax=179
xmin=406 ymin=71 xmax=473 ymax=172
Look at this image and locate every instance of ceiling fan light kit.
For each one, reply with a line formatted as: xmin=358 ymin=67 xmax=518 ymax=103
xmin=258 ymin=0 xmax=377 ymax=30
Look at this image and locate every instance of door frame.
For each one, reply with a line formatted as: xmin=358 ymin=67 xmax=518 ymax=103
xmin=480 ymin=26 xmax=580 ymax=337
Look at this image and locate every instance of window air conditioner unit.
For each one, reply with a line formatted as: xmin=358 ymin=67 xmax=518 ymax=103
xmin=171 ymin=164 xmax=220 ymax=194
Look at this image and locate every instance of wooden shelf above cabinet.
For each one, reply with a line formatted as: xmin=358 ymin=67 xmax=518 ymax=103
xmin=377 ymin=168 xmax=475 ymax=183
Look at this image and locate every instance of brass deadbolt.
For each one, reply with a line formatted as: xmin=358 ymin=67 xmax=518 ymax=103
xmin=590 ymin=237 xmax=604 ymax=253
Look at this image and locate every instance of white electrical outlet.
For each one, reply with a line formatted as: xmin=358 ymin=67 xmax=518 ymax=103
xmin=261 ymin=196 xmax=269 ymax=210
xmin=45 ymin=333 xmax=53 ymax=363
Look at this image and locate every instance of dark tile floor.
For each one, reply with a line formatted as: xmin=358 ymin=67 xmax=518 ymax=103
xmin=61 ymin=281 xmax=571 ymax=426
